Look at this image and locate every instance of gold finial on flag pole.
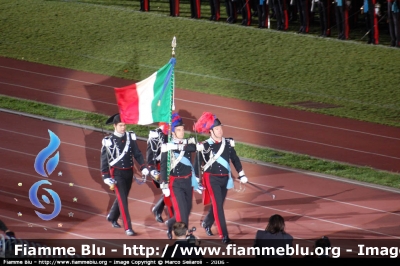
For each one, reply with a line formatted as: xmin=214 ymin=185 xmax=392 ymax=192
xmin=172 ymin=36 xmax=176 ymax=57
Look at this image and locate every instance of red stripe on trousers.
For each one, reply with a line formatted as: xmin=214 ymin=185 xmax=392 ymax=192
xmin=169 ymin=177 xmax=181 ymax=222
xmin=344 ymin=8 xmax=349 ymax=39
xmin=196 ymin=0 xmax=201 ymax=18
xmin=204 ymin=174 xmax=223 ymax=238
xmin=175 ymin=0 xmax=179 ymax=16
xmin=110 ymin=167 xmax=129 ymax=230
xmin=114 ymin=185 xmax=129 ymax=230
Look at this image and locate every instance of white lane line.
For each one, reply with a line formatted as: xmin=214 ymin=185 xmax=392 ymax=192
xmin=1 ymin=66 xmax=399 ymax=141
xmin=1 ymin=166 xmax=400 ymax=239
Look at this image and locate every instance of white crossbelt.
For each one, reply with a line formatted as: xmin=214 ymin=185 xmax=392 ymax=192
xmin=202 ymin=137 xmax=225 ymax=172
xmin=109 ymin=132 xmax=131 ymax=166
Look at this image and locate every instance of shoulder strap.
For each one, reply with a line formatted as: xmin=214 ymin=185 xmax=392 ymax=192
xmin=202 ymin=137 xmax=226 ymax=172
xmin=109 ymin=132 xmax=131 ymax=166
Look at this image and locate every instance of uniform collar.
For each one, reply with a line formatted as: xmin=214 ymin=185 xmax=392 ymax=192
xmin=114 ymin=130 xmax=124 ymax=138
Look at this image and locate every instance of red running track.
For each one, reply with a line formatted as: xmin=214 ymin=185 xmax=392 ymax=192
xmin=1 ymin=57 xmax=400 ymax=173
xmin=1 ymin=111 xmax=400 ymax=258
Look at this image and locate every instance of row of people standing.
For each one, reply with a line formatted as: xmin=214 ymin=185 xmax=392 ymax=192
xmin=139 ymin=0 xmax=399 ymax=46
xmin=100 ymin=111 xmax=248 ymax=243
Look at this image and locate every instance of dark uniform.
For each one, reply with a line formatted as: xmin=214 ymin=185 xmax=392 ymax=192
xmin=210 ymin=0 xmax=221 ymax=21
xmin=257 ymin=0 xmax=270 ymax=28
xmin=273 ymin=0 xmax=289 ymax=30
xmin=190 ymin=0 xmax=202 ymax=18
xmin=388 ymin=0 xmax=400 ymax=47
xmin=238 ymin=0 xmax=254 ymax=26
xmin=101 ymin=114 xmax=147 ymax=236
xmin=193 ymin=112 xmax=248 ymax=244
xmin=160 ymin=137 xmax=198 ymax=239
xmin=146 ymin=125 xmax=173 ymax=223
xmin=363 ymin=0 xmax=379 ymax=44
xmin=170 ymin=0 xmax=180 ymax=16
xmin=316 ymin=0 xmax=332 ymax=36
xmin=297 ymin=0 xmax=310 ymax=33
xmin=225 ymin=0 xmax=237 ymax=23
xmin=140 ymin=0 xmax=150 ymax=11
xmin=335 ymin=0 xmax=349 ymax=39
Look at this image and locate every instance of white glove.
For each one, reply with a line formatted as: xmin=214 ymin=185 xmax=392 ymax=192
xmin=162 ymin=188 xmax=170 ymax=197
xmin=196 ymin=143 xmax=204 ymax=151
xmin=239 ymin=176 xmax=248 ymax=183
xmin=166 ymin=143 xmax=178 ymax=151
xmin=195 ymin=183 xmax=204 ymax=194
xmin=104 ymin=178 xmax=114 ymax=186
xmin=150 ymin=170 xmax=159 ymax=178
xmin=142 ymin=168 xmax=149 ymax=176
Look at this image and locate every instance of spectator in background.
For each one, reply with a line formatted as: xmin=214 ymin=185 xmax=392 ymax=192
xmin=253 ymin=214 xmax=293 ymax=258
xmin=162 ymin=222 xmax=203 ymax=258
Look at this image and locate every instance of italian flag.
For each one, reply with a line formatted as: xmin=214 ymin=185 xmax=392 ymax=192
xmin=114 ymin=58 xmax=175 ymax=125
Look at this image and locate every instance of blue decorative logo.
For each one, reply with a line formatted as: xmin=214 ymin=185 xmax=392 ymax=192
xmin=30 ymin=129 xmax=62 ymax=221
xmin=34 ymin=130 xmax=60 ymax=177
xmin=29 ymin=180 xmax=62 ymax=221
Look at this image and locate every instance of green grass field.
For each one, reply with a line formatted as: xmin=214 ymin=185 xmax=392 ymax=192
xmin=1 ymin=0 xmax=400 ymax=188
xmin=1 ymin=0 xmax=399 ymax=127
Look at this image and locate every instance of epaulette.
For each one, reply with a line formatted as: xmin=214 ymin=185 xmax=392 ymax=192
xmin=149 ymin=129 xmax=160 ymax=139
xmin=102 ymin=136 xmax=112 ymax=147
xmin=226 ymin=138 xmax=235 ymax=147
xmin=128 ymin=131 xmax=137 ymax=140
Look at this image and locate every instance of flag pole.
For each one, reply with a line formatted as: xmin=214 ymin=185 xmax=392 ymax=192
xmin=166 ymin=36 xmax=176 ymax=183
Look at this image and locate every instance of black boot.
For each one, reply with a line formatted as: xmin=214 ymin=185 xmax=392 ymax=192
xmin=222 ymin=236 xmax=232 ymax=244
xmin=106 ymin=215 xmax=121 ymax=228
xmin=201 ymin=221 xmax=213 ymax=236
xmin=152 ymin=196 xmax=165 ymax=223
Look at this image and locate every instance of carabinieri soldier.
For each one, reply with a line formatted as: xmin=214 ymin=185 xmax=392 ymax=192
xmin=159 ymin=112 xmax=202 ymax=239
xmin=147 ymin=122 xmax=174 ymax=223
xmin=194 ymin=112 xmax=248 ymax=244
xmin=101 ymin=113 xmax=149 ymax=236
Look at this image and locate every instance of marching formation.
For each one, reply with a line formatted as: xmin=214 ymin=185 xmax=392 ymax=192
xmin=100 ymin=111 xmax=248 ymax=243
xmin=139 ymin=0 xmax=400 ymax=46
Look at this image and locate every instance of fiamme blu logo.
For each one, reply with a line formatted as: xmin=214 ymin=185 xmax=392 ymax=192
xmin=29 ymin=129 xmax=62 ymax=221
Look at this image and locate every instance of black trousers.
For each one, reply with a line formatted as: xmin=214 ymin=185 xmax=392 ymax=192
xmin=170 ymin=0 xmax=179 ymax=16
xmin=203 ymin=174 xmax=229 ymax=238
xmin=318 ymin=0 xmax=328 ymax=36
xmin=257 ymin=1 xmax=270 ymax=28
xmin=238 ymin=0 xmax=253 ymax=25
xmin=190 ymin=0 xmax=201 ymax=18
xmin=335 ymin=4 xmax=346 ymax=39
xmin=166 ymin=176 xmax=193 ymax=230
xmin=140 ymin=0 xmax=150 ymax=11
xmin=108 ymin=168 xmax=133 ymax=231
xmin=225 ymin=0 xmax=237 ymax=22
xmin=388 ymin=2 xmax=400 ymax=46
xmin=209 ymin=0 xmax=221 ymax=20
xmin=297 ymin=0 xmax=309 ymax=33
xmin=273 ymin=0 xmax=286 ymax=30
